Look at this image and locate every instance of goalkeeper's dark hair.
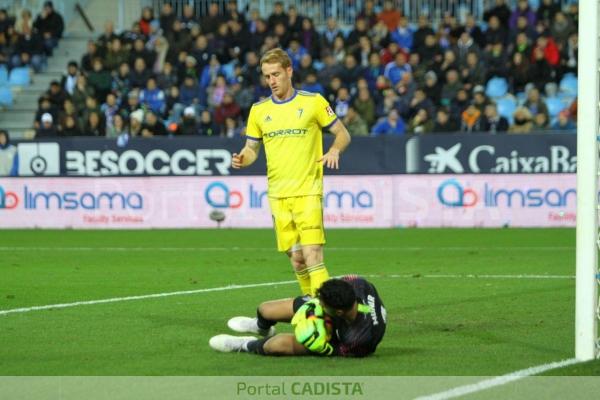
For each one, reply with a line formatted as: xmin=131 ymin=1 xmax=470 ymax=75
xmin=317 ymin=279 xmax=356 ymax=311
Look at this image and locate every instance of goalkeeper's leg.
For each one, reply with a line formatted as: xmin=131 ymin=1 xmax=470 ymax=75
xmin=247 ymin=334 xmax=309 ymax=356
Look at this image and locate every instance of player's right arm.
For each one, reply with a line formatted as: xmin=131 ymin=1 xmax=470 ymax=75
xmin=232 ymin=104 xmax=263 ymax=169
xmin=232 ymin=139 xmax=261 ymax=169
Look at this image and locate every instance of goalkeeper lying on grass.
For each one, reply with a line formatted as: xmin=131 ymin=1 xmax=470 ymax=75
xmin=209 ymin=275 xmax=386 ymax=357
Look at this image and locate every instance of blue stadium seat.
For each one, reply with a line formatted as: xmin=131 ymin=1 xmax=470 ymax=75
xmin=495 ymin=96 xmax=516 ymax=124
xmin=559 ymin=75 xmax=577 ymax=96
xmin=485 ymin=77 xmax=508 ymax=99
xmin=0 ymin=86 xmax=13 ymax=107
xmin=546 ymin=97 xmax=567 ymax=119
xmin=8 ymin=67 xmax=30 ymax=86
xmin=0 ymin=65 xmax=8 ymax=85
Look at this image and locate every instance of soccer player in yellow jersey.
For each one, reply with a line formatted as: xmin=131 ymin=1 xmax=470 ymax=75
xmin=232 ymin=48 xmax=351 ymax=296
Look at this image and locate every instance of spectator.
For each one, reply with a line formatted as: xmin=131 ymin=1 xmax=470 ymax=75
xmin=372 ymin=109 xmax=405 ymax=136
xmin=139 ymin=6 xmax=155 ymax=37
xmin=87 ymin=58 xmax=112 ymax=102
xmin=484 ymin=16 xmax=508 ymax=48
xmin=80 ymin=40 xmax=99 ymax=72
xmin=175 ymin=106 xmax=201 ymax=135
xmin=71 ymin=75 xmax=95 ymax=112
xmin=407 ymin=108 xmax=434 ymax=134
xmin=482 ymin=103 xmax=509 ymax=133
xmin=207 ymin=74 xmax=228 ymax=109
xmin=533 ymin=112 xmax=549 ymax=130
xmin=12 ymin=24 xmax=45 ymax=72
xmin=295 ymin=54 xmax=316 ymax=85
xmin=531 ymin=34 xmax=560 ymax=67
xmin=267 ymin=1 xmax=287 ymax=32
xmin=416 ymin=33 xmax=443 ymax=71
xmin=433 ymin=107 xmax=459 ymax=133
xmin=164 ymin=85 xmax=180 ymax=119
xmin=559 ymin=32 xmax=577 ymax=79
xmin=334 ymin=87 xmax=351 ymax=118
xmin=45 ymin=81 xmax=68 ymax=110
xmin=523 ymin=87 xmax=549 ymax=121
xmin=301 ymin=72 xmax=324 ymax=95
xmin=464 ymin=14 xmax=486 ymax=49
xmin=364 ymin=52 xmax=384 ymax=91
xmin=510 ymin=15 xmax=536 ymax=44
xmin=551 ymin=110 xmax=576 ymax=131
xmin=14 ymin=9 xmax=33 ymax=34
xmin=537 ymin=0 xmax=561 ymax=25
xmin=390 ymin=16 xmax=413 ymax=53
xmin=370 ymin=20 xmax=390 ymax=49
xmin=0 ymin=130 xmax=18 ymax=176
xmin=105 ymin=37 xmax=129 ymax=71
xmin=61 ymin=61 xmax=79 ymax=96
xmin=112 ymin=62 xmax=131 ymax=100
xmin=484 ymin=42 xmax=509 ymax=80
xmin=353 ymin=87 xmax=376 ymax=128
xmin=320 ymin=17 xmax=343 ymax=50
xmin=97 ymin=21 xmax=117 ymax=53
xmin=509 ymin=0 xmax=536 ymax=31
xmin=33 ymin=1 xmax=64 ymax=55
xmin=453 ymin=31 xmax=480 ymax=67
xmin=139 ymin=76 xmax=166 ymax=115
xmin=286 ymin=38 xmax=308 ymax=70
xmin=343 ymin=105 xmax=369 ymax=136
xmin=440 ymin=69 xmax=462 ymax=106
xmin=509 ymin=106 xmax=534 ymax=133
xmin=180 ymin=4 xmax=198 ymax=32
xmin=298 ymin=17 xmax=320 ymax=59
xmin=213 ymin=92 xmax=241 ymax=132
xmin=413 ymin=15 xmax=435 ymax=53
xmin=530 ymin=46 xmax=554 ymax=90
xmin=378 ymin=0 xmax=402 ymax=32
xmin=36 ymin=112 xmax=58 ymax=137
xmin=34 ymin=96 xmax=58 ymax=129
xmin=353 ymin=36 xmax=373 ymax=69
xmin=439 ymin=49 xmax=460 ymax=80
xmin=331 ymin=36 xmax=346 ymax=64
xmin=384 ymin=52 xmax=411 ymax=86
xmin=198 ymin=110 xmax=218 ymax=136
xmin=357 ymin=0 xmax=378 ymax=28
xmin=156 ymin=60 xmax=178 ymax=90
xmin=286 ymin=5 xmax=303 ymax=37
xmin=460 ymin=104 xmax=482 ymax=132
xmin=508 ymin=52 xmax=532 ymax=94
xmin=347 ymin=18 xmax=370 ymax=53
xmin=83 ymin=111 xmax=105 ymax=136
xmin=141 ymin=111 xmax=166 ymax=136
xmin=129 ymin=38 xmax=156 ymax=69
xmin=223 ymin=116 xmax=243 ymax=138
xmin=339 ymin=54 xmax=363 ymax=90
xmin=129 ymin=109 xmax=144 ymax=136
xmin=101 ymin=93 xmax=119 ymax=131
xmin=422 ymin=70 xmax=441 ymax=105
xmin=317 ymin=53 xmax=342 ymax=88
xmin=106 ymin=113 xmax=127 ymax=138
xmin=159 ymin=3 xmax=176 ymax=35
xmin=484 ymin=0 xmax=512 ymax=28
xmin=60 ymin=115 xmax=82 ymax=136
xmin=472 ymin=86 xmax=491 ymax=113
xmin=460 ymin=52 xmax=486 ymax=92
xmin=129 ymin=57 xmax=152 ymax=89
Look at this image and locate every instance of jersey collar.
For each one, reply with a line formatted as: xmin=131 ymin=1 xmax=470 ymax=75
xmin=271 ymin=89 xmax=297 ymax=104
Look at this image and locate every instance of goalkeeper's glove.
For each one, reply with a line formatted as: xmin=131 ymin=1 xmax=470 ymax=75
xmin=291 ymin=300 xmax=334 ymax=356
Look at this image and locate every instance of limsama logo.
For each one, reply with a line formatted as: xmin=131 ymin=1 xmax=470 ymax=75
xmin=437 ymin=179 xmax=478 ymax=207
xmin=424 ymin=143 xmax=464 ymax=173
xmin=205 ymin=182 xmax=244 ymax=208
xmin=17 ymin=142 xmax=60 ymax=176
xmin=0 ymin=186 xmax=18 ymax=209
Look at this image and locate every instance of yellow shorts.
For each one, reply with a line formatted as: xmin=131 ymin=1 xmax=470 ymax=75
xmin=268 ymin=195 xmax=325 ymax=252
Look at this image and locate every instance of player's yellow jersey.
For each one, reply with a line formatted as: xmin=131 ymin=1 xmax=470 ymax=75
xmin=245 ymin=90 xmax=338 ymax=198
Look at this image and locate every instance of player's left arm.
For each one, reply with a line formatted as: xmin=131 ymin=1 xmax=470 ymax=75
xmin=319 ymin=119 xmax=351 ymax=170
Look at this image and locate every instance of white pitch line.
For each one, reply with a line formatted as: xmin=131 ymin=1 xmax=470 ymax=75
xmin=0 ymin=246 xmax=575 ymax=252
xmin=0 ymin=274 xmax=573 ymax=317
xmin=0 ymin=279 xmax=296 ymax=316
xmin=414 ymin=358 xmax=581 ymax=400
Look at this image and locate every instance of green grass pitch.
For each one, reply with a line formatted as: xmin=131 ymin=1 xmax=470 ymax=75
xmin=1 ymin=228 xmax=598 ymax=376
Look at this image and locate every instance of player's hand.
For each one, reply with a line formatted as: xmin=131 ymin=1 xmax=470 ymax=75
xmin=231 ymin=153 xmax=244 ymax=169
xmin=318 ymin=148 xmax=340 ymax=169
xmin=292 ymin=314 xmax=334 ymax=355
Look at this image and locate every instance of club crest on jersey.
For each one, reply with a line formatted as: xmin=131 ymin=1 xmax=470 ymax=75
xmin=325 ymin=106 xmax=335 ymax=117
xmin=264 ymin=115 xmax=272 ymax=123
xmin=297 ymin=108 xmax=304 ymax=118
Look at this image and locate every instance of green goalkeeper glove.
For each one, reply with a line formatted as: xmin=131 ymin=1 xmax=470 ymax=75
xmin=291 ymin=300 xmax=334 ymax=356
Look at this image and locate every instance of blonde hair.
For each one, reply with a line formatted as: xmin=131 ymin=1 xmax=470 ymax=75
xmin=260 ymin=48 xmax=292 ymax=69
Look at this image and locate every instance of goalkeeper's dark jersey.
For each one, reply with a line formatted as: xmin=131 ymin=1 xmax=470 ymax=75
xmin=330 ymin=275 xmax=387 ymax=357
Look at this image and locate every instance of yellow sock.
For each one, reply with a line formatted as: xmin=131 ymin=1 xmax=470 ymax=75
xmin=295 ymin=269 xmax=311 ymax=296
xmin=306 ymin=263 xmax=330 ymax=297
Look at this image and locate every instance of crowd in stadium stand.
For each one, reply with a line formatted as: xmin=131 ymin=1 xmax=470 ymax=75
xmin=1 ymin=0 xmax=580 ymax=138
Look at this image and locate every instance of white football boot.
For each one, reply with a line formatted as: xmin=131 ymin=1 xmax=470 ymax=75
xmin=227 ymin=316 xmax=276 ymax=337
xmin=209 ymin=334 xmax=256 ymax=352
